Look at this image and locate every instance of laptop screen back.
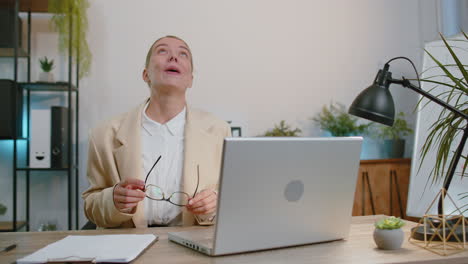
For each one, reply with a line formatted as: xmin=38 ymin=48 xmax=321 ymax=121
xmin=213 ymin=137 xmax=362 ymax=255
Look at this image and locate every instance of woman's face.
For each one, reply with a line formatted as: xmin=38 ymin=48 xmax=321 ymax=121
xmin=143 ymin=37 xmax=193 ymax=94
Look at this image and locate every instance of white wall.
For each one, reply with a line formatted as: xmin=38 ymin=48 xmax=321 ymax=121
xmin=2 ymin=0 xmax=438 ymax=229
xmin=78 ymin=0 xmax=425 ymax=226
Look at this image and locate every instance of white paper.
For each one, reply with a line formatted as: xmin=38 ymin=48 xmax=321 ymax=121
xmin=17 ymin=234 xmax=157 ymax=263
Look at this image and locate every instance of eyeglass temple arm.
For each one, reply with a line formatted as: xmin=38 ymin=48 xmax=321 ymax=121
xmin=144 ymin=155 xmax=162 ymax=185
xmin=193 ymin=165 xmax=200 ymax=198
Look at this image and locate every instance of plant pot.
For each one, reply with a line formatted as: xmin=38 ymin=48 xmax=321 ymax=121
xmin=383 ymin=139 xmax=405 ymax=158
xmin=38 ymin=72 xmax=54 ymax=82
xmin=373 ymin=228 xmax=404 ymax=250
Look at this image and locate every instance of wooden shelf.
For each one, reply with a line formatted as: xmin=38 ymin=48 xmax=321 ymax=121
xmin=19 ymin=82 xmax=77 ymax=92
xmin=360 ymin=158 xmax=411 ymax=165
xmin=0 ymin=137 xmax=27 ymax=140
xmin=0 ymin=0 xmax=48 ymax=13
xmin=0 ymin=48 xmax=28 ymax=57
xmin=0 ymin=221 xmax=26 ymax=231
xmin=16 ymin=167 xmax=76 ymax=171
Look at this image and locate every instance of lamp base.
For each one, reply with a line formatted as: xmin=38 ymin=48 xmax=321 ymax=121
xmin=410 ymin=218 xmax=468 ymax=242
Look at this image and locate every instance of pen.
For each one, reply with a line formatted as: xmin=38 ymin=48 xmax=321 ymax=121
xmin=0 ymin=244 xmax=17 ymax=253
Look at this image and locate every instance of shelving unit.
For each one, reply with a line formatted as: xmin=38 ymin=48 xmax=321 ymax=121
xmin=0 ymin=0 xmax=80 ymax=231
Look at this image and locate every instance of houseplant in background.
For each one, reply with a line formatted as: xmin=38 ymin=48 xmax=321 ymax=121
xmin=38 ymin=56 xmax=54 ymax=82
xmin=372 ymin=112 xmax=413 ymax=158
xmin=0 ymin=203 xmax=6 ymax=215
xmin=261 ymin=120 xmax=301 ymax=137
xmin=312 ymin=102 xmax=371 ymax=137
xmin=373 ymin=216 xmax=405 ymax=250
xmin=48 ymin=0 xmax=92 ymax=79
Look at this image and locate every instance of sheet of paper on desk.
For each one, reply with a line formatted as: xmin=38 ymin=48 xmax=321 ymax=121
xmin=16 ymin=234 xmax=157 ymax=264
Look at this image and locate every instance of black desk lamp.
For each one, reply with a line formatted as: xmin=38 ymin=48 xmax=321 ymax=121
xmin=349 ymin=57 xmax=468 ymax=239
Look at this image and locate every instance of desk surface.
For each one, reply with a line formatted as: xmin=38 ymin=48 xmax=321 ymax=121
xmin=1 ymin=215 xmax=468 ymax=264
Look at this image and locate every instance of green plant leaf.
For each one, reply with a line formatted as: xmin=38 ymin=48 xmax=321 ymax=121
xmin=440 ymin=33 xmax=468 ymax=89
xmin=375 ymin=216 xmax=405 ymax=230
xmin=262 ymin=120 xmax=302 ymax=137
xmin=418 ymin=33 xmax=468 ymax=185
xmin=48 ymin=0 xmax=91 ymax=79
xmin=312 ymin=102 xmax=371 ymax=136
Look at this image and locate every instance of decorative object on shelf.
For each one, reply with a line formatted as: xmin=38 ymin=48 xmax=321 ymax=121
xmin=373 ymin=216 xmax=405 ymax=250
xmin=38 ymin=56 xmax=54 ymax=82
xmin=0 ymin=203 xmax=6 ymax=215
xmin=372 ymin=112 xmax=413 ymax=158
xmin=37 ymin=221 xmax=58 ymax=232
xmin=261 ymin=120 xmax=301 ymax=137
xmin=313 ymin=102 xmax=371 ymax=137
xmin=348 ymin=38 xmax=467 ymax=224
xmin=48 ymin=0 xmax=91 ymax=79
xmin=409 ymin=188 xmax=468 ymax=256
xmin=227 ymin=121 xmax=242 ymax=137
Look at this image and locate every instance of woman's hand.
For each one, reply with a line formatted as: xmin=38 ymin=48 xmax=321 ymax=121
xmin=186 ymin=189 xmax=217 ymax=215
xmin=113 ymin=179 xmax=146 ymax=213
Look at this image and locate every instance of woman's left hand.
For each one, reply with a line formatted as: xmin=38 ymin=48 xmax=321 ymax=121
xmin=186 ymin=189 xmax=217 ymax=215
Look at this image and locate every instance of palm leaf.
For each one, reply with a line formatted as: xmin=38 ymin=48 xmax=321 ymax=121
xmin=418 ymin=33 xmax=468 ymax=185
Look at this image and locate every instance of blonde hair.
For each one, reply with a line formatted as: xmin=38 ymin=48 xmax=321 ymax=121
xmin=144 ymin=35 xmax=193 ymax=71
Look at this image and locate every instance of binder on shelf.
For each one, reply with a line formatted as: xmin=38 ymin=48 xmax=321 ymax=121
xmin=51 ymin=106 xmax=69 ymax=169
xmin=0 ymin=79 xmax=23 ymax=139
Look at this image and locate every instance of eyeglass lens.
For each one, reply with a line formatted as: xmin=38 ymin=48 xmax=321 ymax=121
xmin=146 ymin=185 xmax=191 ymax=206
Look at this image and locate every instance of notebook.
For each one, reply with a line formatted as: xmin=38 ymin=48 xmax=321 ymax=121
xmin=17 ymin=234 xmax=157 ymax=263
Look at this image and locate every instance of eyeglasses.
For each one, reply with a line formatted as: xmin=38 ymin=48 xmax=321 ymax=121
xmin=144 ymin=155 xmax=199 ymax=206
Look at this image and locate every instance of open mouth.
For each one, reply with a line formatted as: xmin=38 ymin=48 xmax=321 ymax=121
xmin=165 ymin=66 xmax=181 ymax=74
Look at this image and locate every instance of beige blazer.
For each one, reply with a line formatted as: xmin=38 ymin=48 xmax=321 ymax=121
xmin=82 ymin=100 xmax=231 ymax=228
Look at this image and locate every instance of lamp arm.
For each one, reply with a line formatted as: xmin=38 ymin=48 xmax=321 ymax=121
xmin=390 ymin=77 xmax=468 ymax=121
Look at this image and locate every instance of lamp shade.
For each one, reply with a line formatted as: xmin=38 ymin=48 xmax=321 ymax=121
xmin=349 ymin=70 xmax=395 ymax=126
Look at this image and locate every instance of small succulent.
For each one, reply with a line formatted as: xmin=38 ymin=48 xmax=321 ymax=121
xmin=38 ymin=222 xmax=58 ymax=231
xmin=39 ymin=56 xmax=54 ymax=72
xmin=375 ymin=216 xmax=405 ymax=230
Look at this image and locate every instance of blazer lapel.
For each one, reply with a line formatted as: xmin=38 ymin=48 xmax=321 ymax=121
xmin=113 ymin=100 xmax=148 ymax=228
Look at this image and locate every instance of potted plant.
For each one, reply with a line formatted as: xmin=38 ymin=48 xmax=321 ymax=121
xmin=373 ymin=216 xmax=405 ymax=250
xmin=48 ymin=0 xmax=92 ymax=79
xmin=312 ymin=102 xmax=371 ymax=136
xmin=261 ymin=120 xmax=301 ymax=137
xmin=372 ymin=112 xmax=413 ymax=158
xmin=419 ymin=33 xmax=468 ymax=185
xmin=38 ymin=221 xmax=58 ymax=232
xmin=38 ymin=56 xmax=55 ymax=82
xmin=0 ymin=203 xmax=6 ymax=215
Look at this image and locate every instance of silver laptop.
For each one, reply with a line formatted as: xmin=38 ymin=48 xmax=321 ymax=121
xmin=169 ymin=137 xmax=362 ymax=256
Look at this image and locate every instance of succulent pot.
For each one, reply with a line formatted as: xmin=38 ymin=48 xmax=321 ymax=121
xmin=38 ymin=72 xmax=54 ymax=82
xmin=383 ymin=139 xmax=405 ymax=158
xmin=373 ymin=228 xmax=404 ymax=250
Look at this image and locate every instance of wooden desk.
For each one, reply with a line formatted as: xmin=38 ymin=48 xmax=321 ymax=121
xmin=1 ymin=216 xmax=468 ymax=264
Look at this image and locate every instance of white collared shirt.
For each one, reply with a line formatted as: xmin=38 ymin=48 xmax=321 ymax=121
xmin=141 ymin=102 xmax=186 ymax=226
